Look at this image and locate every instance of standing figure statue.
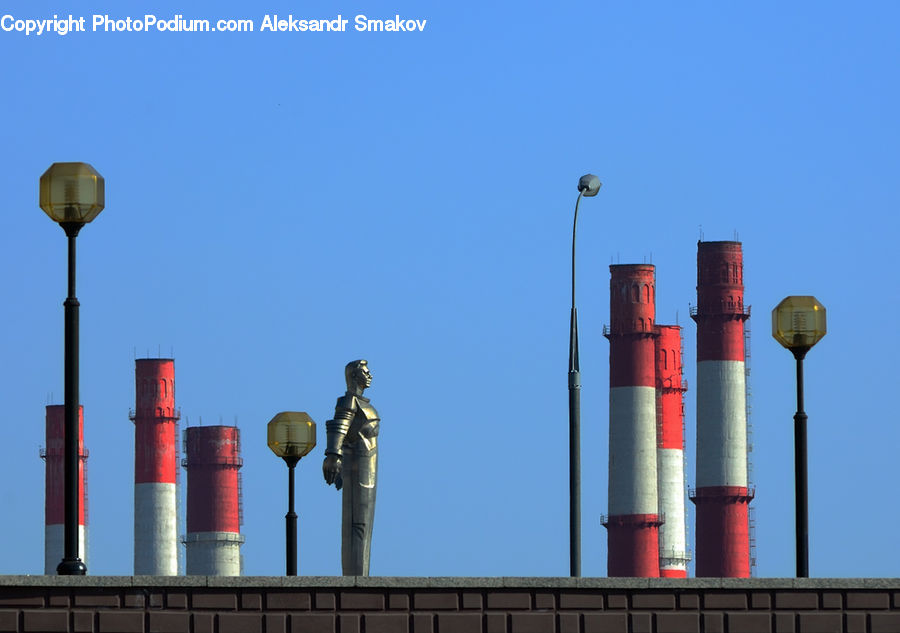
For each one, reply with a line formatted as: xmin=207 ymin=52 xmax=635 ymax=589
xmin=323 ymin=359 xmax=379 ymax=576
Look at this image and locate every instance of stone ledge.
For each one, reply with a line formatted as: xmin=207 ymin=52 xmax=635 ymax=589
xmin=0 ymin=577 xmax=898 ymax=590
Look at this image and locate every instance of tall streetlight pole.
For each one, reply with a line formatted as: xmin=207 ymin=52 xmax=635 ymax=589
xmin=568 ymin=173 xmax=601 ymax=577
xmin=283 ymin=455 xmax=300 ymax=576
xmin=772 ymin=296 xmax=826 ymax=578
xmin=792 ymin=350 xmax=809 ymax=577
xmin=268 ymin=412 xmax=317 ymax=576
xmin=39 ymin=162 xmax=105 ymax=576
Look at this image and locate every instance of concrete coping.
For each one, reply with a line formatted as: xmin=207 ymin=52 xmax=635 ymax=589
xmin=0 ymin=576 xmax=899 ymax=590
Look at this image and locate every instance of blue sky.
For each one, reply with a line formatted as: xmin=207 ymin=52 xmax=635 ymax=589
xmin=1 ymin=1 xmax=898 ymax=577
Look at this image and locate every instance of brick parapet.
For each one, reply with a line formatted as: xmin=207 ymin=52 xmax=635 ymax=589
xmin=0 ymin=578 xmax=898 ymax=632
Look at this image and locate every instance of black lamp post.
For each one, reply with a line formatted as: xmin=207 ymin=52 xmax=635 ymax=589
xmin=284 ymin=455 xmax=300 ymax=576
xmin=568 ymin=173 xmax=601 ymax=577
xmin=39 ymin=162 xmax=105 ymax=576
xmin=772 ymin=296 xmax=826 ymax=578
xmin=268 ymin=411 xmax=316 ymax=576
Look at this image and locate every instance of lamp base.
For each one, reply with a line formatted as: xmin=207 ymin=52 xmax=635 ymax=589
xmin=57 ymin=558 xmax=87 ymax=576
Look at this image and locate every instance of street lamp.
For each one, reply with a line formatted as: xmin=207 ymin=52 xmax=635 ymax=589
xmin=568 ymin=173 xmax=601 ymax=577
xmin=39 ymin=162 xmax=105 ymax=576
xmin=772 ymin=295 xmax=826 ymax=578
xmin=267 ymin=411 xmax=317 ymax=576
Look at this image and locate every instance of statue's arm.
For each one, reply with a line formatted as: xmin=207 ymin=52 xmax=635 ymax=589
xmin=323 ymin=395 xmax=357 ymax=488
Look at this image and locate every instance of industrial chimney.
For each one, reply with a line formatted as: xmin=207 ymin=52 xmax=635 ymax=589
xmin=603 ymin=264 xmax=661 ymax=577
xmin=691 ymin=241 xmax=753 ymax=577
xmin=132 ymin=358 xmax=179 ymax=575
xmin=183 ymin=425 xmax=244 ymax=576
xmin=42 ymin=404 xmax=88 ymax=574
xmin=654 ymin=325 xmax=690 ymax=577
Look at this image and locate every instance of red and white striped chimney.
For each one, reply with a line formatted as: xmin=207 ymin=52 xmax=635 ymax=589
xmin=132 ymin=358 xmax=179 ymax=575
xmin=603 ymin=264 xmax=661 ymax=577
xmin=692 ymin=241 xmax=753 ymax=577
xmin=654 ymin=325 xmax=689 ymax=578
xmin=43 ymin=404 xmax=88 ymax=574
xmin=183 ymin=425 xmax=243 ymax=576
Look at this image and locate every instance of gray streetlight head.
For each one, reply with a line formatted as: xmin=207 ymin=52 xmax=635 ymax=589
xmin=578 ymin=174 xmax=602 ymax=197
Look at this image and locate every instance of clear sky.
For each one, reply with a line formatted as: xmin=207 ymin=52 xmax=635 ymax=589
xmin=1 ymin=1 xmax=898 ymax=578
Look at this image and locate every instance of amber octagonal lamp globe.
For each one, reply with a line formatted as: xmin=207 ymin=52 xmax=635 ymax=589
xmin=39 ymin=162 xmax=105 ymax=225
xmin=268 ymin=412 xmax=317 ymax=461
xmin=772 ymin=296 xmax=827 ymax=356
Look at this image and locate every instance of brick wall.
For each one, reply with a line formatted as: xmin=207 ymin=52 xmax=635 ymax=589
xmin=0 ymin=577 xmax=897 ymax=633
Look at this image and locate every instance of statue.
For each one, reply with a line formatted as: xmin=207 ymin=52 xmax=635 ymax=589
xmin=323 ymin=359 xmax=379 ymax=576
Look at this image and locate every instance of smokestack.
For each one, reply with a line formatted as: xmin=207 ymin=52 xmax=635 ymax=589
xmin=654 ymin=325 xmax=690 ymax=577
xmin=42 ymin=405 xmax=88 ymax=574
xmin=183 ymin=425 xmax=244 ymax=576
xmin=691 ymin=241 xmax=753 ymax=577
xmin=603 ymin=264 xmax=661 ymax=577
xmin=132 ymin=358 xmax=179 ymax=575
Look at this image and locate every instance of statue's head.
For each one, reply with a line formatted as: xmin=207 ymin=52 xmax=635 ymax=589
xmin=345 ymin=359 xmax=372 ymax=392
